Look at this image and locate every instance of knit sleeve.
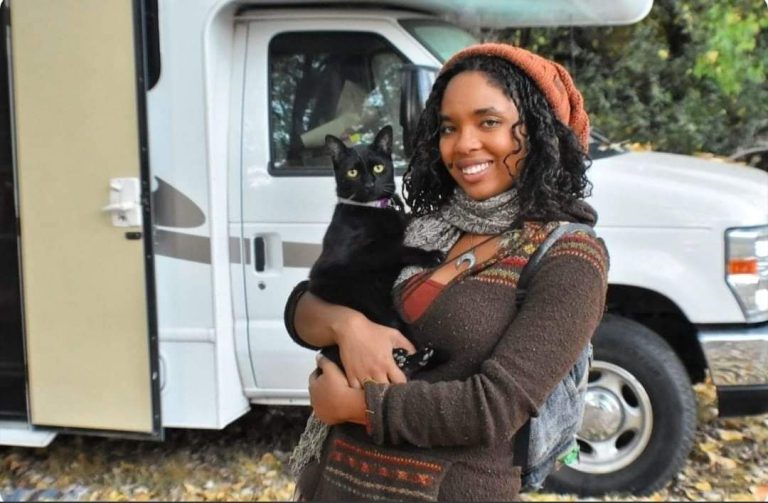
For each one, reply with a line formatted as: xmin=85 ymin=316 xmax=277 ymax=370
xmin=283 ymin=280 xmax=323 ymax=351
xmin=365 ymin=233 xmax=609 ymax=447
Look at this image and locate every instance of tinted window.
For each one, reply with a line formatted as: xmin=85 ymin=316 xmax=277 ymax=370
xmin=269 ymin=32 xmax=409 ymax=174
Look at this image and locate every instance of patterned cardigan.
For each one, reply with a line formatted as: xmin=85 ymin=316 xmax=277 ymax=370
xmin=294 ymin=220 xmax=609 ymax=502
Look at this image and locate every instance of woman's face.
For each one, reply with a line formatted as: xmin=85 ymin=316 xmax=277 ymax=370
xmin=439 ymin=71 xmax=526 ymax=201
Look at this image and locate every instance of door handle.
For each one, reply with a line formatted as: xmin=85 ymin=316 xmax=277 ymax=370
xmin=254 ymin=237 xmax=266 ymax=272
xmin=103 ymin=178 xmax=142 ymax=227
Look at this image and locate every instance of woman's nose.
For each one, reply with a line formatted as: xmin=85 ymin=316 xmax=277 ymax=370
xmin=454 ymin=128 xmax=481 ymax=154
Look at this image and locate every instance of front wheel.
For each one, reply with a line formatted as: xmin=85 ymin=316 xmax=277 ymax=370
xmin=544 ymin=314 xmax=697 ymax=496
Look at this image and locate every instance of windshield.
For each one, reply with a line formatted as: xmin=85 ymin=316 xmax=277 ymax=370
xmin=399 ymin=19 xmax=478 ymax=62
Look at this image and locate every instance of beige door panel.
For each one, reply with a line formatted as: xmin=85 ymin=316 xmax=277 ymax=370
xmin=11 ymin=0 xmax=158 ymax=433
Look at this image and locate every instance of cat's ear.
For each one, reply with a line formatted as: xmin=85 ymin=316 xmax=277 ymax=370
xmin=373 ymin=126 xmax=393 ymax=156
xmin=325 ymin=135 xmax=347 ymax=164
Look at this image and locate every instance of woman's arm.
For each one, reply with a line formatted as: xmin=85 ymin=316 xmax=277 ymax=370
xmin=286 ymin=282 xmax=417 ymax=387
xmin=291 ymin=286 xmax=366 ymax=348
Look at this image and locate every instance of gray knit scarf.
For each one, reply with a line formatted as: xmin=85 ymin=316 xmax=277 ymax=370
xmin=395 ymin=186 xmax=520 ymax=286
xmin=289 ymin=187 xmax=521 ymax=476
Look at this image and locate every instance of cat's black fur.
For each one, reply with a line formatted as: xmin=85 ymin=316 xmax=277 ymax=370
xmin=308 ymin=126 xmax=443 ymax=374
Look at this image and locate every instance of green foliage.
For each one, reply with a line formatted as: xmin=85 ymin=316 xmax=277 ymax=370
xmin=692 ymin=2 xmax=767 ymax=96
xmin=483 ymin=0 xmax=768 ymax=155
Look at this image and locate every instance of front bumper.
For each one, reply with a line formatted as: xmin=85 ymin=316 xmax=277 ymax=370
xmin=698 ymin=321 xmax=768 ymax=417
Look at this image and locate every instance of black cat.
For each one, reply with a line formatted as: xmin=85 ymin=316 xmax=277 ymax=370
xmin=307 ymin=126 xmax=442 ymax=374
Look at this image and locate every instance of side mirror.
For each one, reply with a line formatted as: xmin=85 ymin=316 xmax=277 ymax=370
xmin=400 ymin=65 xmax=438 ymax=158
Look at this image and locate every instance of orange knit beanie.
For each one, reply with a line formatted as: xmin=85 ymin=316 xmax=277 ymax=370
xmin=441 ymin=43 xmax=590 ymax=152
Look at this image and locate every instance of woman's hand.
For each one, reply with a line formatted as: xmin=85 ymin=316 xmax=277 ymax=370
xmin=309 ymin=356 xmax=367 ymax=425
xmin=332 ymin=314 xmax=416 ymax=389
xmin=292 ymin=291 xmax=415 ymax=387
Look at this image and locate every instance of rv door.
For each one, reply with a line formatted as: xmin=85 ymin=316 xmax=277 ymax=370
xmin=8 ymin=0 xmax=161 ymax=437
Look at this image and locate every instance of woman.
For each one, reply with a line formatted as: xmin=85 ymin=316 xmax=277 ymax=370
xmin=285 ymin=43 xmax=609 ymax=501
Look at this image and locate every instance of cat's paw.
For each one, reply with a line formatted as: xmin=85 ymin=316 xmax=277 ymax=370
xmin=402 ymin=246 xmax=445 ymax=267
xmin=425 ymin=249 xmax=445 ymax=267
xmin=395 ymin=343 xmax=445 ymax=375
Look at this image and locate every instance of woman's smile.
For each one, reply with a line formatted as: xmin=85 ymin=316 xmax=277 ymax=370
xmin=455 ymin=159 xmax=494 ymax=181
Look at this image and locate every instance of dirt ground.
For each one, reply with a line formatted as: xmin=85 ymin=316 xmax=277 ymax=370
xmin=2 ymin=382 xmax=767 ymax=502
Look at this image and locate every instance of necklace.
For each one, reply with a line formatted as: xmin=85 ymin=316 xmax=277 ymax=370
xmin=455 ymin=234 xmax=497 ymax=270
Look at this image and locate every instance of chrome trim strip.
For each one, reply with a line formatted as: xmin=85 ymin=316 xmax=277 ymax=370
xmin=154 ymin=230 xmax=244 ymax=265
xmin=283 ymin=242 xmax=321 ymax=268
xmin=154 ymin=232 xmax=318 ymax=267
xmin=698 ymin=324 xmax=768 ymax=386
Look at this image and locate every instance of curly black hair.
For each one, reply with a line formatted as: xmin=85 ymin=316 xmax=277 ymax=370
xmin=402 ymin=55 xmax=592 ymax=222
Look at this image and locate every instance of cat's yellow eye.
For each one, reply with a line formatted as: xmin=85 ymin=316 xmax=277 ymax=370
xmin=346 ymin=169 xmax=358 ymax=178
xmin=373 ymin=164 xmax=385 ymax=175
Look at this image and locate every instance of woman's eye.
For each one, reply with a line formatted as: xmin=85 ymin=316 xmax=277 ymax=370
xmin=439 ymin=125 xmax=455 ymax=135
xmin=482 ymin=119 xmax=501 ymax=128
xmin=346 ymin=169 xmax=358 ymax=178
xmin=372 ymin=164 xmax=385 ymax=174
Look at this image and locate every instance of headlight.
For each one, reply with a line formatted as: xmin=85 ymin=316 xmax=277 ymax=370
xmin=725 ymin=225 xmax=768 ymax=323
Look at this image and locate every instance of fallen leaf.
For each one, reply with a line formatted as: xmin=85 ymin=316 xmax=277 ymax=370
xmin=183 ymin=482 xmax=201 ymax=495
xmin=751 ymin=485 xmax=768 ymax=501
xmin=106 ymin=489 xmax=123 ymax=501
xmin=695 ymin=481 xmax=713 ymax=491
xmin=706 ymin=451 xmax=739 ymax=470
xmin=694 ymin=382 xmax=717 ymax=402
xmin=729 ymin=493 xmax=758 ymax=502
xmin=260 ymin=452 xmax=278 ymax=466
xmin=683 ymin=489 xmax=700 ymax=500
xmin=698 ymin=441 xmax=719 ymax=453
xmin=6 ymin=457 xmax=25 ymax=472
xmin=717 ymin=429 xmax=745 ymax=442
xmin=748 ymin=424 xmax=768 ymax=442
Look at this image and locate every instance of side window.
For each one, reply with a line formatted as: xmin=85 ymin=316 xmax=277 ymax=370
xmin=269 ymin=32 xmax=408 ymax=174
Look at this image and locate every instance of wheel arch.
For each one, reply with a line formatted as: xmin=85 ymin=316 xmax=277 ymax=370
xmin=604 ymin=284 xmax=708 ymax=384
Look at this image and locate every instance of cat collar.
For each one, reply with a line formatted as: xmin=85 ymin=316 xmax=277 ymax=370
xmin=337 ymin=197 xmax=392 ymax=209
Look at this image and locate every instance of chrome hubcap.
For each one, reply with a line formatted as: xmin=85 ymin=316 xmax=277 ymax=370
xmin=571 ymin=360 xmax=653 ymax=474
xmin=582 ymin=389 xmax=623 ymax=441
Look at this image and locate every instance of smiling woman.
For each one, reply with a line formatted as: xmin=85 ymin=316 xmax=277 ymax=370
xmin=285 ymin=42 xmax=609 ymax=501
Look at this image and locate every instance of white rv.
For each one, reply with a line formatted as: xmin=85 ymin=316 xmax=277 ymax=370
xmin=1 ymin=0 xmax=766 ymax=496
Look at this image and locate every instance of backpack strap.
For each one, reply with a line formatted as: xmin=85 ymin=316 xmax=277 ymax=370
xmin=514 ymin=223 xmax=595 ymax=309
xmin=512 ymin=222 xmax=596 ymax=469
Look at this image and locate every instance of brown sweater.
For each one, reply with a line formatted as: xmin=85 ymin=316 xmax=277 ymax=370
xmin=297 ymin=220 xmax=609 ymax=501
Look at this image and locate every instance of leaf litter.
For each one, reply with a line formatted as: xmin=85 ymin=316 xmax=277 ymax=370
xmin=1 ymin=382 xmax=767 ymax=501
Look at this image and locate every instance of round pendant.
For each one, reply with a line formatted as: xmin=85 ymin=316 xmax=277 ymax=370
xmin=455 ymin=250 xmax=476 ymax=269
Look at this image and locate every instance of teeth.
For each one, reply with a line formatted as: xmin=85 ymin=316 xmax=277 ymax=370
xmin=462 ymin=162 xmax=491 ymax=175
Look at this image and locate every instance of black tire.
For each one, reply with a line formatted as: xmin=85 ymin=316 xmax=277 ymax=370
xmin=544 ymin=314 xmax=697 ymax=496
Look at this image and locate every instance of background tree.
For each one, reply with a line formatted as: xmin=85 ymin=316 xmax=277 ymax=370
xmin=484 ymin=0 xmax=768 ymax=155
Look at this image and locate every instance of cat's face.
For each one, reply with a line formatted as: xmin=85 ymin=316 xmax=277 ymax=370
xmin=325 ymin=126 xmax=395 ymax=202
